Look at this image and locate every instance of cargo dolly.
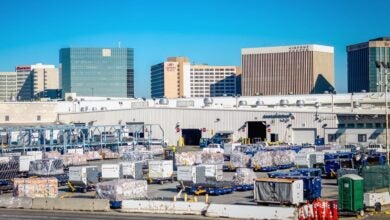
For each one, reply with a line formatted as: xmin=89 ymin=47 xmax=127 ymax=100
xmin=147 ymin=176 xmax=175 ymax=185
xmin=253 ymin=165 xmax=278 ymax=172
xmin=177 ymin=181 xmax=236 ymax=196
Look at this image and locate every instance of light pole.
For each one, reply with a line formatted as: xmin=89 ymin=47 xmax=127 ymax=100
xmin=376 ymin=61 xmax=390 ymax=165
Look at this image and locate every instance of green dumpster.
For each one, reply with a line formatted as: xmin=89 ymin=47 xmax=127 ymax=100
xmin=338 ymin=174 xmax=364 ymax=216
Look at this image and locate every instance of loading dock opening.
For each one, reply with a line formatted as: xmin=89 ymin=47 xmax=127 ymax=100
xmin=247 ymin=121 xmax=266 ymax=142
xmin=181 ymin=129 xmax=202 ymax=146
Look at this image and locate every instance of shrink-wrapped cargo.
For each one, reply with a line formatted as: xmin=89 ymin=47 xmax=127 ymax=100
xmin=273 ymin=150 xmax=296 ymax=166
xmin=148 ymin=160 xmax=173 ymax=179
xmin=201 ymin=152 xmax=224 ymax=164
xmin=28 ymin=159 xmax=64 ymax=176
xmin=233 ymin=168 xmax=256 ymax=185
xmin=230 ymin=151 xmax=251 ymax=168
xmin=84 ymin=151 xmax=102 ymax=161
xmin=251 ymin=151 xmax=274 ymax=168
xmin=96 ymin=179 xmax=147 ymax=201
xmin=175 ymin=152 xmax=202 ymax=166
xmin=122 ymin=151 xmax=154 ymax=163
xmin=60 ymin=153 xmax=88 ymax=166
xmin=44 ymin=151 xmax=61 ymax=159
xmin=67 ymin=148 xmax=84 ymax=155
xmin=149 ymin=145 xmax=163 ymax=155
xmin=99 ymin=149 xmax=120 ymax=159
xmin=13 ymin=178 xmax=58 ymax=198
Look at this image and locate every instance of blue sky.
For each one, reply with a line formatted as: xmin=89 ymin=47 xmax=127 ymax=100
xmin=0 ymin=0 xmax=389 ymax=97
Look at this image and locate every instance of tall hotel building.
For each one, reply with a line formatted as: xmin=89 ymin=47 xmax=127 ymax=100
xmin=151 ymin=57 xmax=241 ymax=98
xmin=0 ymin=72 xmax=17 ymax=101
xmin=347 ymin=37 xmax=390 ymax=93
xmin=241 ymin=44 xmax=334 ymax=96
xmin=16 ymin=63 xmax=59 ymax=100
xmin=60 ymin=48 xmax=134 ymax=98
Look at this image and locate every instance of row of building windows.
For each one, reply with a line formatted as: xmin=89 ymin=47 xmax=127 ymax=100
xmin=338 ymin=123 xmax=386 ymax=129
xmin=328 ymin=134 xmax=368 ymax=142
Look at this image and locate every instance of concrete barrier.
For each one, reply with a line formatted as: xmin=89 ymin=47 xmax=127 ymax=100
xmin=0 ymin=197 xmax=32 ymax=209
xmin=206 ymin=204 xmax=298 ymax=220
xmin=121 ymin=200 xmax=208 ymax=215
xmin=32 ymin=198 xmax=110 ymax=211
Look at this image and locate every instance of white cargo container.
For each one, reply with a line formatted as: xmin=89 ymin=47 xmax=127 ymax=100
xmin=200 ymin=164 xmax=223 ymax=181
xmin=313 ymin=152 xmax=325 ymax=164
xmin=119 ymin=161 xmax=144 ymax=179
xmin=177 ymin=165 xmax=206 ymax=183
xmin=295 ymin=153 xmax=316 ymax=168
xmin=223 ymin=143 xmax=241 ymax=158
xmin=26 ymin=151 xmax=43 ymax=160
xmin=148 ymin=160 xmax=173 ymax=179
xmin=101 ymin=164 xmax=123 ymax=180
xmin=18 ymin=155 xmax=35 ymax=172
xmin=68 ymin=165 xmax=99 ymax=189
xmin=254 ymin=178 xmax=304 ymax=206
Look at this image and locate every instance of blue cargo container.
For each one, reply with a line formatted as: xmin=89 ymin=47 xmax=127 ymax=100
xmin=293 ymin=168 xmax=322 ymax=178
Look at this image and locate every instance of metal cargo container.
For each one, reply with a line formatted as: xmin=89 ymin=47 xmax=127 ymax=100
xmin=338 ymin=174 xmax=364 ymax=215
xmin=101 ymin=164 xmax=123 ymax=180
xmin=119 ymin=161 xmax=143 ymax=179
xmin=18 ymin=155 xmax=35 ymax=172
xmin=68 ymin=165 xmax=99 ymax=191
xmin=200 ymin=164 xmax=223 ymax=181
xmin=177 ymin=165 xmax=206 ymax=183
xmin=148 ymin=160 xmax=173 ymax=179
xmin=254 ymin=178 xmax=304 ymax=206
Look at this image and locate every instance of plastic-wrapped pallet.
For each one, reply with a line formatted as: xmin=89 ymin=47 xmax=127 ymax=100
xmin=44 ymin=151 xmax=61 ymax=159
xmin=28 ymin=159 xmax=64 ymax=176
xmin=233 ymin=168 xmax=256 ymax=185
xmin=61 ymin=153 xmax=88 ymax=166
xmin=99 ymin=149 xmax=120 ymax=159
xmin=148 ymin=160 xmax=173 ymax=179
xmin=201 ymin=152 xmax=224 ymax=164
xmin=96 ymin=179 xmax=147 ymax=201
xmin=118 ymin=145 xmax=134 ymax=157
xmin=175 ymin=152 xmax=201 ymax=166
xmin=84 ymin=151 xmax=102 ymax=161
xmin=149 ymin=145 xmax=163 ymax=155
xmin=67 ymin=148 xmax=84 ymax=155
xmin=273 ymin=150 xmax=296 ymax=166
xmin=13 ymin=178 xmax=58 ymax=198
xmin=0 ymin=158 xmax=19 ymax=180
xmin=122 ymin=151 xmax=154 ymax=163
xmin=251 ymin=151 xmax=274 ymax=168
xmin=230 ymin=151 xmax=251 ymax=168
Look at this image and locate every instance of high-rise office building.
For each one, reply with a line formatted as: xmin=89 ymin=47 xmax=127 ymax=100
xmin=241 ymin=44 xmax=334 ymax=96
xmin=0 ymin=72 xmax=17 ymax=101
xmin=151 ymin=57 xmax=240 ymax=98
xmin=16 ymin=63 xmax=59 ymax=100
xmin=60 ymin=48 xmax=134 ymax=98
xmin=347 ymin=37 xmax=390 ymax=93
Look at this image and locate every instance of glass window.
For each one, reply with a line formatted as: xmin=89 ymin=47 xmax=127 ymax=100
xmin=338 ymin=124 xmax=345 ymax=128
xmin=366 ymin=123 xmax=373 ymax=128
xmin=358 ymin=134 xmax=367 ymax=142
xmin=357 ymin=123 xmax=364 ymax=128
xmin=375 ymin=123 xmax=382 ymax=128
xmin=347 ymin=124 xmax=355 ymax=128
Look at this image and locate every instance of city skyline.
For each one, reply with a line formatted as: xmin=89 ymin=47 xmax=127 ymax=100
xmin=0 ymin=0 xmax=389 ymax=97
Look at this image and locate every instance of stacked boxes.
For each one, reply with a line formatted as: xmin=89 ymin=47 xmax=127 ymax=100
xmin=13 ymin=178 xmax=58 ymax=198
xmin=175 ymin=152 xmax=202 ymax=166
xmin=99 ymin=149 xmax=120 ymax=159
xmin=28 ymin=159 xmax=64 ymax=176
xmin=61 ymin=153 xmax=88 ymax=166
xmin=233 ymin=168 xmax=256 ymax=185
xmin=84 ymin=151 xmax=102 ymax=161
xmin=251 ymin=151 xmax=274 ymax=168
xmin=230 ymin=151 xmax=251 ymax=168
xmin=201 ymin=152 xmax=224 ymax=164
xmin=96 ymin=179 xmax=148 ymax=201
xmin=44 ymin=151 xmax=61 ymax=159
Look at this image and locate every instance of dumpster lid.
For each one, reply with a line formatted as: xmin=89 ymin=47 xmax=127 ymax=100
xmin=340 ymin=174 xmax=363 ymax=180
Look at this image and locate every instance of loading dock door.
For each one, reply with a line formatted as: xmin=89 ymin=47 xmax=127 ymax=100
xmin=182 ymin=129 xmax=202 ymax=146
xmin=247 ymin=121 xmax=266 ymax=142
xmin=292 ymin=128 xmax=316 ymax=144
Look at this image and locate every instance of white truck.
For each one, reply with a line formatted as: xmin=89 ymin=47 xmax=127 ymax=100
xmin=202 ymin=144 xmax=224 ymax=154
